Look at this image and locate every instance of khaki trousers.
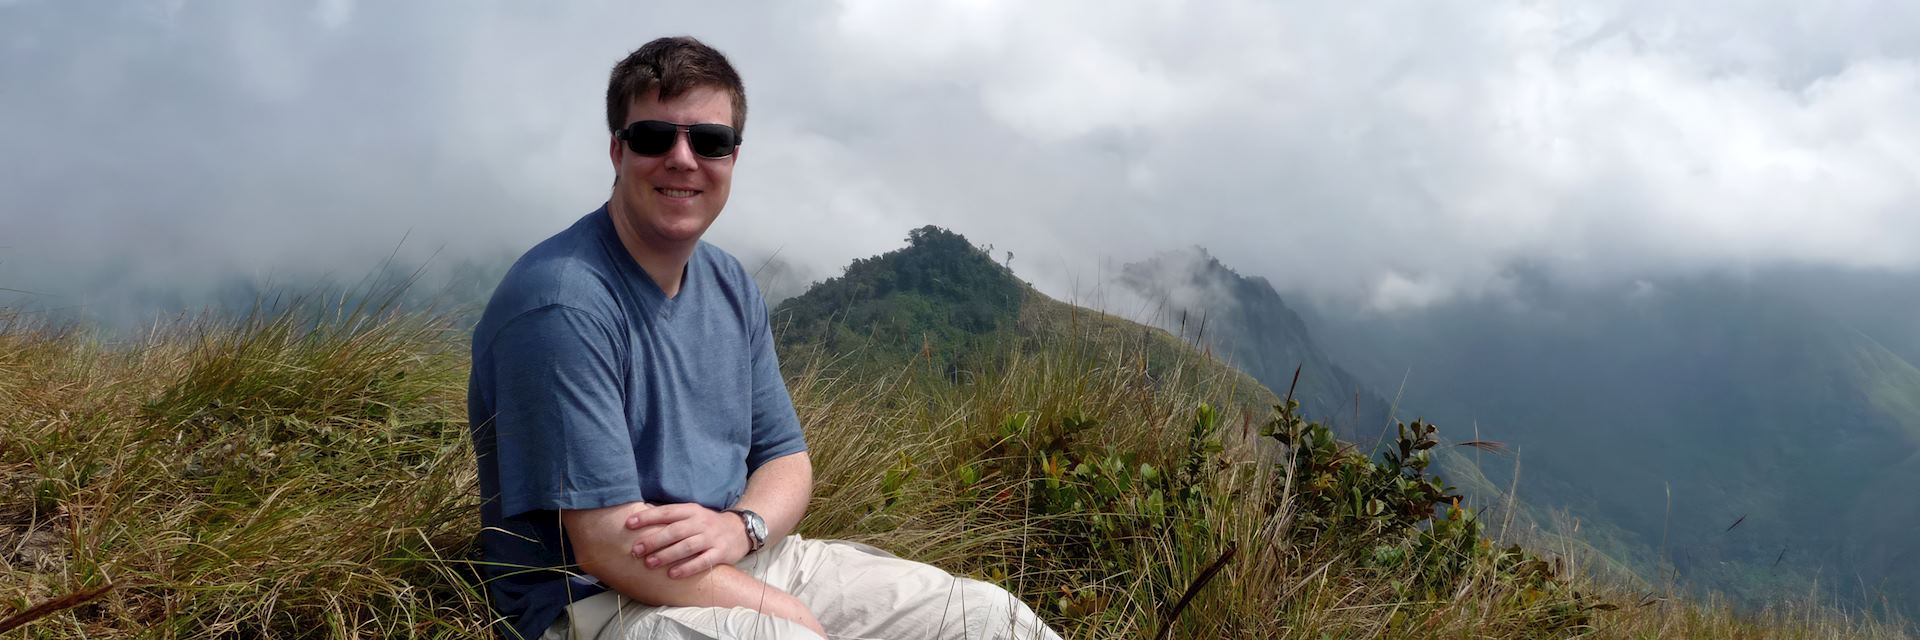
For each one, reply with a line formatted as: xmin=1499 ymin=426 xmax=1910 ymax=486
xmin=540 ymin=535 xmax=1063 ymax=640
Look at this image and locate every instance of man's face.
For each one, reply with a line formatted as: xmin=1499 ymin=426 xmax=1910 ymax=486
xmin=609 ymin=86 xmax=737 ymax=250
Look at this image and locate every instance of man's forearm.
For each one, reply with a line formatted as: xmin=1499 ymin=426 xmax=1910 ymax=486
xmin=598 ymin=560 xmax=814 ymax=622
xmin=734 ymin=451 xmax=812 ymax=546
xmin=563 ymin=503 xmax=822 ymax=633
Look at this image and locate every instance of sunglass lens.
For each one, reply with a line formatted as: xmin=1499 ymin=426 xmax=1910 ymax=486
xmin=687 ymin=124 xmax=738 ymax=158
xmin=623 ymin=121 xmax=679 ymax=155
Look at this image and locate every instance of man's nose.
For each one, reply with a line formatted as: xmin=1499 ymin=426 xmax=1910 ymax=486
xmin=662 ymin=131 xmax=699 ymax=170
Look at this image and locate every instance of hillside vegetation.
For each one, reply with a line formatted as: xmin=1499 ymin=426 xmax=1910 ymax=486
xmin=0 ymin=232 xmax=1912 ymax=638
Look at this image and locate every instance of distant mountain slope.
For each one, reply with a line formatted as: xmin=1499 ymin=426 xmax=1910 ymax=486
xmin=1114 ymin=249 xmax=1516 ymax=527
xmin=1305 ymin=277 xmax=1920 ymax=613
xmin=1118 ymin=249 xmax=1389 ymax=435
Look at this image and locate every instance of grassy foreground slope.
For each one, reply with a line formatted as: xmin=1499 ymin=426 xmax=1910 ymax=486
xmin=0 ymin=244 xmax=1910 ymax=637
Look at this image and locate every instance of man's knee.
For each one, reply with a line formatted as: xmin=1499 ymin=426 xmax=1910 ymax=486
xmin=799 ymin=541 xmax=1060 ymax=639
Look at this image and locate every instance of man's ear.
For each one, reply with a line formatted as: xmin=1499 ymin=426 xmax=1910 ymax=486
xmin=608 ymin=132 xmax=623 ymax=182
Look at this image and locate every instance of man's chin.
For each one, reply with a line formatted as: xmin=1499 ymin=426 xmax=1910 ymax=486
xmin=649 ymin=219 xmax=716 ymax=246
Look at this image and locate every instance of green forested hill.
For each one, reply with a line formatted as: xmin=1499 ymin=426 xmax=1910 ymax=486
xmin=773 ymin=227 xmax=1277 ymax=411
xmin=773 ymin=226 xmax=1025 ymax=377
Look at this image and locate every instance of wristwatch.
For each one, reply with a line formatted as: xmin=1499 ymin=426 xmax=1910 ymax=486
xmin=726 ymin=508 xmax=767 ymax=554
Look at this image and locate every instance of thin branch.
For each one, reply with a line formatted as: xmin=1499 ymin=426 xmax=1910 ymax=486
xmin=1155 ymin=543 xmax=1238 ymax=640
xmin=0 ymin=581 xmax=115 ymax=634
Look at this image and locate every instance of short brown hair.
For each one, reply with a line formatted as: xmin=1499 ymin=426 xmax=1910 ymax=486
xmin=606 ymin=36 xmax=748 ymax=136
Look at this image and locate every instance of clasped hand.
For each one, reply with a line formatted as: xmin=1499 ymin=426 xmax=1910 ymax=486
xmin=623 ymin=503 xmax=749 ymax=579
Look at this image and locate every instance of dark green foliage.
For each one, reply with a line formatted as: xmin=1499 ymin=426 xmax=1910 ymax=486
xmin=1262 ymin=395 xmax=1610 ymax=630
xmin=936 ymin=404 xmax=1232 ymax=624
xmin=774 ymin=226 xmax=1023 ymax=375
xmin=1267 ymin=396 xmax=1448 ymax=548
xmin=1266 ymin=404 xmax=1457 ymax=539
xmin=931 ymin=387 xmax=1607 ymax=634
xmin=1029 ymin=409 xmax=1218 ymax=577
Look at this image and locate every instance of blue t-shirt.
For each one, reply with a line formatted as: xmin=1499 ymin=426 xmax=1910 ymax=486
xmin=467 ymin=205 xmax=808 ymax=639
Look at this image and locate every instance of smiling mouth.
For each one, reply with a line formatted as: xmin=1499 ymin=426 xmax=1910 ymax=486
xmin=656 ymin=188 xmax=700 ymax=198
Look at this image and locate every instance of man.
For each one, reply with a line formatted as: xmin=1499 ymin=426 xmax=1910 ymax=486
xmin=468 ymin=36 xmax=1063 ymax=640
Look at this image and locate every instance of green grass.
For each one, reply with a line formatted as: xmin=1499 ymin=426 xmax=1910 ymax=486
xmin=0 ymin=300 xmax=1913 ymax=639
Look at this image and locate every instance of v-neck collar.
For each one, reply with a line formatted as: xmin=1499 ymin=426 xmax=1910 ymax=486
xmin=594 ymin=205 xmax=695 ymax=322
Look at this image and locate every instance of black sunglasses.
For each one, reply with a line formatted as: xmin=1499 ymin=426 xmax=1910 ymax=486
xmin=617 ymin=120 xmax=741 ymax=159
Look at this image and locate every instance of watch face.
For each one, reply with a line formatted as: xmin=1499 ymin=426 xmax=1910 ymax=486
xmin=736 ymin=509 xmax=767 ymax=549
xmin=747 ymin=512 xmax=767 ymax=540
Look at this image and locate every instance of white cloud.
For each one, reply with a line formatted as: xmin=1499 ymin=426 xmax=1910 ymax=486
xmin=4 ymin=0 xmax=1919 ymax=322
xmin=1369 ymin=271 xmax=1454 ymax=312
xmin=313 ymin=0 xmax=353 ymax=30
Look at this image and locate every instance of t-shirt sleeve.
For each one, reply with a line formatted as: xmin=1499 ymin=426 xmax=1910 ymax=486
xmin=487 ymin=304 xmax=645 ymax=519
xmin=745 ymin=298 xmax=807 ymax=472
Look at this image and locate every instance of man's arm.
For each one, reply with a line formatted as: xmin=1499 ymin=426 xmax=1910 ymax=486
xmin=623 ymin=451 xmax=813 ymax=574
xmin=735 ymin=450 xmax=812 ymax=545
xmin=561 ymin=503 xmax=824 ymax=636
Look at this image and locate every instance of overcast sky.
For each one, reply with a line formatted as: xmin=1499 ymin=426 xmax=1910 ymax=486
xmin=3 ymin=0 xmax=1918 ymax=322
